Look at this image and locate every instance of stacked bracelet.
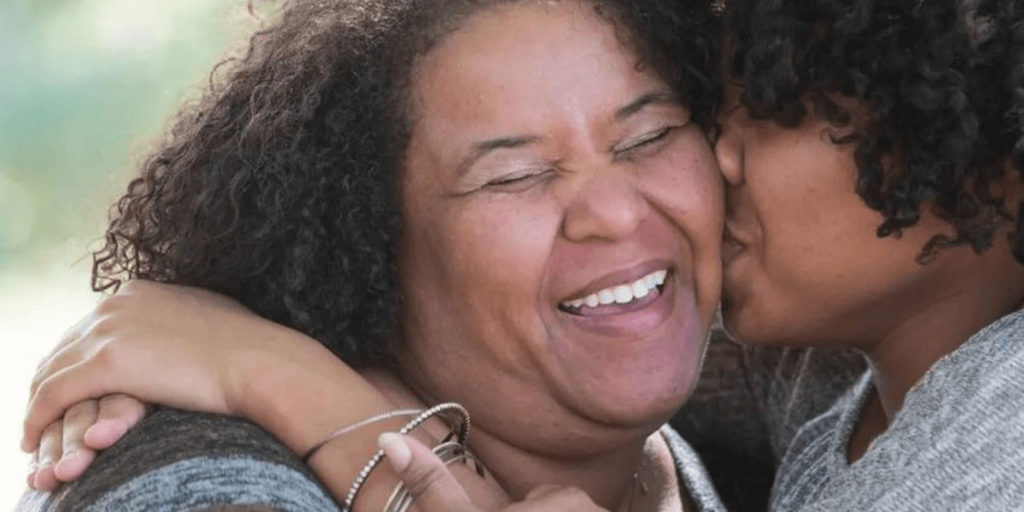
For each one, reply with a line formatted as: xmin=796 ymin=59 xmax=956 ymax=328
xmin=302 ymin=409 xmax=423 ymax=463
xmin=381 ymin=440 xmax=484 ymax=512
xmin=340 ymin=402 xmax=471 ymax=512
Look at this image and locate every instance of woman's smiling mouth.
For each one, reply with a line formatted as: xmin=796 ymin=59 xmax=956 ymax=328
xmin=558 ymin=269 xmax=669 ymax=316
xmin=552 ymin=263 xmax=687 ymax=341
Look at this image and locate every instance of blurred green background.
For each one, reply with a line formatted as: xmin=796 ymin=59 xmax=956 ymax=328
xmin=0 ymin=0 xmax=253 ymax=268
xmin=1 ymin=0 xmax=255 ymax=506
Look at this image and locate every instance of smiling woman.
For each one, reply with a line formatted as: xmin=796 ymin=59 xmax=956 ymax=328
xmin=18 ymin=1 xmax=1024 ymax=511
xmin=397 ymin=7 xmax=721 ymax=435
xmin=16 ymin=1 xmax=727 ymax=511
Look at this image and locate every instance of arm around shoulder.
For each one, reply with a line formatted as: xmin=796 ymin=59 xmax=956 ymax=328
xmin=17 ymin=408 xmax=339 ymax=512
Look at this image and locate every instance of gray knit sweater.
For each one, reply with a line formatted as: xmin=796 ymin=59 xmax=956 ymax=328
xmin=16 ymin=409 xmax=726 ymax=512
xmin=770 ymin=309 xmax=1024 ymax=512
xmin=672 ymin=332 xmax=867 ymax=512
xmin=16 ymin=409 xmax=339 ymax=512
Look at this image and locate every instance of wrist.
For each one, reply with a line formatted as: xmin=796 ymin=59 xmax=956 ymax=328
xmin=237 ymin=332 xmax=398 ymax=455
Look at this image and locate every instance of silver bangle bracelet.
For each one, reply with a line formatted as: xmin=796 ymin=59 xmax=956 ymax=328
xmin=302 ymin=408 xmax=423 ymax=463
xmin=381 ymin=440 xmax=484 ymax=512
xmin=340 ymin=402 xmax=471 ymax=512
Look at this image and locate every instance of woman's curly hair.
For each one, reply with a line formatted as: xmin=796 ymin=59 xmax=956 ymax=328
xmin=91 ymin=0 xmax=721 ymax=367
xmin=727 ymin=0 xmax=1024 ymax=263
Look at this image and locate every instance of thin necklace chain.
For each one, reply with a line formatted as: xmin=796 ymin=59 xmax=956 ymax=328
xmin=621 ymin=460 xmax=650 ymax=512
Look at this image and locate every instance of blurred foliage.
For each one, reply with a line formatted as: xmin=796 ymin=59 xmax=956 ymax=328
xmin=0 ymin=0 xmax=261 ymax=269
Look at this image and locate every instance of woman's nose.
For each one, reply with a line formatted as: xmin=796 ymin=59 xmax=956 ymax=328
xmin=562 ymin=170 xmax=650 ymax=242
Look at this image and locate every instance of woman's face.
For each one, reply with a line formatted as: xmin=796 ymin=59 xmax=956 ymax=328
xmin=396 ymin=0 xmax=723 ymax=450
xmin=714 ymin=88 xmax=968 ymax=348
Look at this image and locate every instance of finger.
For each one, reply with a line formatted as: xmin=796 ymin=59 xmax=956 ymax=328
xmin=53 ymin=400 xmax=99 ymax=483
xmin=84 ymin=394 xmax=147 ymax=450
xmin=23 ymin=362 xmax=111 ymax=453
xmin=26 ymin=451 xmax=39 ymax=490
xmin=32 ymin=421 xmax=63 ymax=492
xmin=379 ymin=433 xmax=476 ymax=512
xmin=53 ymin=449 xmax=96 ymax=484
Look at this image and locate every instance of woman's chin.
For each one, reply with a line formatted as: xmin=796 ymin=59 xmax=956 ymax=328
xmin=529 ymin=387 xmax=690 ymax=457
xmin=557 ymin=338 xmax=704 ymax=434
xmin=548 ymin=286 xmax=706 ymax=430
xmin=582 ymin=379 xmax=694 ymax=429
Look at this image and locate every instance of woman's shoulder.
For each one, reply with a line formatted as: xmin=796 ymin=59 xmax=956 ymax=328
xmin=16 ymin=408 xmax=339 ymax=512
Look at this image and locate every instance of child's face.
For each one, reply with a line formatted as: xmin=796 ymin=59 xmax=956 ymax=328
xmin=713 ymin=88 xmax=976 ymax=350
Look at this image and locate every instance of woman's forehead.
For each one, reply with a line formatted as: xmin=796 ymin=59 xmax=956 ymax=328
xmin=407 ymin=1 xmax=668 ymax=144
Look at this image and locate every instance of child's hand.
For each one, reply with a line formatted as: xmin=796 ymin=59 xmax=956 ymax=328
xmin=22 ymin=280 xmax=313 ymax=454
xmin=28 ymin=394 xmax=146 ymax=490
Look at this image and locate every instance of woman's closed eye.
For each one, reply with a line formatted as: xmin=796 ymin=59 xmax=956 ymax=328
xmin=613 ymin=126 xmax=680 ymax=162
xmin=483 ymin=167 xmax=556 ymax=191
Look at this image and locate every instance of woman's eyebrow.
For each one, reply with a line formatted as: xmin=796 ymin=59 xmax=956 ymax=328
xmin=456 ymin=135 xmax=542 ymax=177
xmin=614 ymin=90 xmax=679 ymax=121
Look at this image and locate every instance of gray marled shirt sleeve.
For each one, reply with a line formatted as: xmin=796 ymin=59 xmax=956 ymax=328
xmin=15 ymin=408 xmax=339 ymax=512
xmin=771 ymin=309 xmax=1024 ymax=512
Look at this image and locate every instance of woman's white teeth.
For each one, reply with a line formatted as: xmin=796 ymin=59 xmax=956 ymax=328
xmin=631 ymin=280 xmax=650 ymax=299
xmin=562 ymin=269 xmax=667 ymax=310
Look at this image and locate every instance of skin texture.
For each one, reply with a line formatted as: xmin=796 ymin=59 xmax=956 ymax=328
xmin=23 ymin=2 xmax=723 ymax=511
xmin=395 ymin=1 xmax=722 ymax=504
xmin=715 ymin=87 xmax=1024 ymax=459
xmin=717 ymin=91 xmax=959 ymax=350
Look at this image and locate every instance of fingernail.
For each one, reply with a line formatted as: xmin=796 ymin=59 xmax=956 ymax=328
xmin=26 ymin=461 xmax=38 ymax=489
xmin=84 ymin=419 xmax=128 ymax=449
xmin=379 ymin=433 xmax=411 ymax=472
xmin=53 ymin=457 xmax=74 ymax=482
xmin=32 ymin=464 xmax=54 ymax=492
xmin=92 ymin=418 xmax=127 ymax=432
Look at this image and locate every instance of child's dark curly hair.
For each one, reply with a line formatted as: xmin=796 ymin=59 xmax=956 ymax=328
xmin=91 ymin=0 xmax=721 ymax=367
xmin=727 ymin=0 xmax=1024 ymax=263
